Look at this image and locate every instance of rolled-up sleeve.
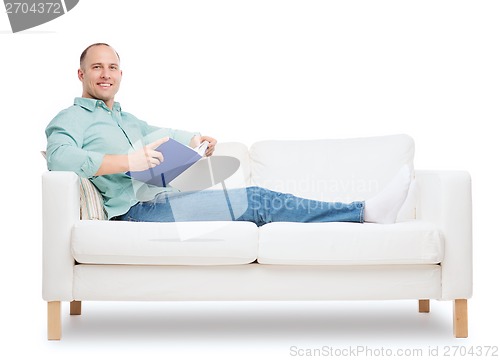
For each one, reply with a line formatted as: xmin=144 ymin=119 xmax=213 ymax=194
xmin=45 ymin=114 xmax=104 ymax=178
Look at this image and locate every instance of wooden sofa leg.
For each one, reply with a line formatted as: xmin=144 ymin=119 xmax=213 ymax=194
xmin=454 ymin=299 xmax=468 ymax=338
xmin=419 ymin=299 xmax=430 ymax=313
xmin=70 ymin=301 xmax=82 ymax=315
xmin=47 ymin=301 xmax=61 ymax=340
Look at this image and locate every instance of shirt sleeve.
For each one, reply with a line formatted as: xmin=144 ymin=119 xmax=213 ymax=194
xmin=139 ymin=121 xmax=201 ymax=146
xmin=45 ymin=110 xmax=104 ymax=178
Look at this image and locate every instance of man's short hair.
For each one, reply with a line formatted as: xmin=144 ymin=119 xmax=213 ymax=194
xmin=80 ymin=43 xmax=120 ymax=68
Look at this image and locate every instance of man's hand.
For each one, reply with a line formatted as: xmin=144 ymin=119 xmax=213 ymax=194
xmin=200 ymin=135 xmax=217 ymax=157
xmin=95 ymin=137 xmax=169 ymax=176
xmin=189 ymin=135 xmax=217 ymax=156
xmin=127 ymin=137 xmax=169 ymax=171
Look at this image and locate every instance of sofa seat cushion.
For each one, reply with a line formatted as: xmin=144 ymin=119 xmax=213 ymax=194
xmin=71 ymin=220 xmax=259 ymax=265
xmin=258 ymin=220 xmax=443 ymax=265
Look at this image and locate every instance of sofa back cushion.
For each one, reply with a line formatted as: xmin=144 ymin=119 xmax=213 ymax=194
xmin=249 ymin=134 xmax=414 ymax=203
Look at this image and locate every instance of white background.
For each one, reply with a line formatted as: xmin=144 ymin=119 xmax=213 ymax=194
xmin=0 ymin=0 xmax=499 ymax=359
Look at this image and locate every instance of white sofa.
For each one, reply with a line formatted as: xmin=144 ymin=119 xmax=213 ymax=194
xmin=42 ymin=134 xmax=472 ymax=340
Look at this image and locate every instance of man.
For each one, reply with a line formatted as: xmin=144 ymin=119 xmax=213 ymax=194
xmin=46 ymin=43 xmax=410 ymax=224
xmin=46 ymin=43 xmax=215 ymax=220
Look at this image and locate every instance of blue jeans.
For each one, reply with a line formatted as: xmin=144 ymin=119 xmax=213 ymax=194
xmin=113 ymin=186 xmax=365 ymax=225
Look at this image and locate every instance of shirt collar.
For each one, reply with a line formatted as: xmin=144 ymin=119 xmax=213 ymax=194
xmin=74 ymin=97 xmax=122 ymax=112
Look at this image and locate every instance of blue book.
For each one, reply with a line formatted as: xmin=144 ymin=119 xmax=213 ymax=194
xmin=126 ymin=139 xmax=208 ymax=187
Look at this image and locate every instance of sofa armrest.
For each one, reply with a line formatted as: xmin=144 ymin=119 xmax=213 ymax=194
xmin=415 ymin=170 xmax=473 ymax=300
xmin=42 ymin=171 xmax=80 ymax=301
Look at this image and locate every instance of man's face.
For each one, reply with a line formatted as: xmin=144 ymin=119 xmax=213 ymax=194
xmin=78 ymin=45 xmax=122 ymax=107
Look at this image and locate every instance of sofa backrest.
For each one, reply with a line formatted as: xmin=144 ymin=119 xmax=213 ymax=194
xmin=248 ymin=134 xmax=414 ymax=203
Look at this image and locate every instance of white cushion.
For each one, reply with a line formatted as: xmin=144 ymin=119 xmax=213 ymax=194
xmin=249 ymin=134 xmax=415 ymax=203
xmin=257 ymin=220 xmax=443 ymax=265
xmin=72 ymin=220 xmax=258 ymax=265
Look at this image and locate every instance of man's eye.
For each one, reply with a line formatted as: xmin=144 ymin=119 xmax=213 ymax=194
xmin=93 ymin=66 xmax=101 ymax=69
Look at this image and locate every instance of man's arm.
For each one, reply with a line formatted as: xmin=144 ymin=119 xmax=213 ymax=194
xmin=97 ymin=135 xmax=217 ymax=176
xmin=46 ymin=112 xmax=104 ymax=178
xmin=94 ymin=154 xmax=129 ymax=176
xmin=95 ymin=137 xmax=169 ymax=176
xmin=47 ymin=110 xmax=215 ymax=177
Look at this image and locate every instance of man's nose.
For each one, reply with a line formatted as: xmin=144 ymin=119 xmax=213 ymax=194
xmin=100 ymin=69 xmax=111 ymax=79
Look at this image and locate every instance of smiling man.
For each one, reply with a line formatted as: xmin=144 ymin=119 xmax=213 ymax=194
xmin=45 ymin=42 xmax=411 ymax=224
xmin=45 ymin=43 xmax=214 ymax=219
xmin=78 ymin=43 xmax=122 ymax=110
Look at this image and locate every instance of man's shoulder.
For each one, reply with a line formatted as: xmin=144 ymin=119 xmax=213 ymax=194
xmin=55 ymin=103 xmax=86 ymax=116
xmin=49 ymin=103 xmax=87 ymax=122
xmin=46 ymin=101 xmax=92 ymax=132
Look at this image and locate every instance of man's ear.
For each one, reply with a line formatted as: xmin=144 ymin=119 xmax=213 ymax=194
xmin=77 ymin=68 xmax=84 ymax=81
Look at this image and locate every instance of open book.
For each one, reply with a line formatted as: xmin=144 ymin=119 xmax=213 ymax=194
xmin=126 ymin=139 xmax=209 ymax=187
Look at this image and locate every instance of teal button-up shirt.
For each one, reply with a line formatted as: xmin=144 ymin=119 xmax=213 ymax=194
xmin=45 ymin=97 xmax=199 ymax=219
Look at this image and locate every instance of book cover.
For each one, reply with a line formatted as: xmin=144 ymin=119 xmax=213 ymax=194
xmin=126 ymin=139 xmax=207 ymax=187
